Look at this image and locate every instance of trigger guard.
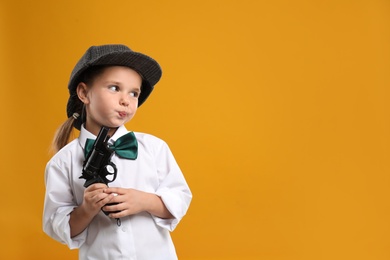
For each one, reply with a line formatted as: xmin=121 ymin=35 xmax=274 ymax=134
xmin=103 ymin=163 xmax=117 ymax=184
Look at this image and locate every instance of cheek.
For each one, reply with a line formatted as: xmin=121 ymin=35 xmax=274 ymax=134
xmin=128 ymin=97 xmax=138 ymax=107
xmin=85 ymin=91 xmax=98 ymax=105
xmin=93 ymin=93 xmax=112 ymax=106
xmin=129 ymin=101 xmax=138 ymax=114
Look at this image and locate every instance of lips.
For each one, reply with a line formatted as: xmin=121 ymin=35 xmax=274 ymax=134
xmin=118 ymin=111 xmax=127 ymax=117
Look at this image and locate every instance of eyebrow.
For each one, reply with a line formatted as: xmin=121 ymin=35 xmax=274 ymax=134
xmin=104 ymin=80 xmax=122 ymax=85
xmin=105 ymin=80 xmax=141 ymax=89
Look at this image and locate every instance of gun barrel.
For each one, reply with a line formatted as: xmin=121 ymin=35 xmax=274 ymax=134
xmin=81 ymin=126 xmax=117 ymax=187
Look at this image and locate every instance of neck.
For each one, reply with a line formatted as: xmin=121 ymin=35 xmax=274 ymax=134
xmin=84 ymin=123 xmax=119 ymax=137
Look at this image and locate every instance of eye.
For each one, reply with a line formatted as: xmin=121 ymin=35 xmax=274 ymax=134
xmin=130 ymin=91 xmax=141 ymax=98
xmin=108 ymin=85 xmax=119 ymax=91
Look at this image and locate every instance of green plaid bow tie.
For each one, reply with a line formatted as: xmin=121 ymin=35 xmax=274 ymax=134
xmin=84 ymin=131 xmax=138 ymax=159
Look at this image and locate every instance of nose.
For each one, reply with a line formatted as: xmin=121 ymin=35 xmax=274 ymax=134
xmin=120 ymin=95 xmax=130 ymax=106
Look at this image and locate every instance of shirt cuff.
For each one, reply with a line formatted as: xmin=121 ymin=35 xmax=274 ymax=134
xmin=51 ymin=207 xmax=87 ymax=249
xmin=153 ymin=188 xmax=191 ymax=231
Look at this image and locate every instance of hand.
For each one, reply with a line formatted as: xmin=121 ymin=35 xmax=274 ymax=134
xmin=70 ymin=183 xmax=116 ymax=238
xmin=102 ymin=187 xmax=147 ymax=218
xmin=82 ymin=183 xmax=115 ymax=217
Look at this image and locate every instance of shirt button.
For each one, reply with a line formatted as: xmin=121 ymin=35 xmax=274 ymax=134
xmin=121 ymin=226 xmax=127 ymax=232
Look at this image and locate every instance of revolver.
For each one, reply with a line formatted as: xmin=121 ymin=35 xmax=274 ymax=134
xmin=80 ymin=126 xmax=118 ymax=188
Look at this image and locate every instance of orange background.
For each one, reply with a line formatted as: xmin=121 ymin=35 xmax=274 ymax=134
xmin=1 ymin=0 xmax=390 ymax=259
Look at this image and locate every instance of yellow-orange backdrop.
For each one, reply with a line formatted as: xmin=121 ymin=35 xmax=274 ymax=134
xmin=1 ymin=0 xmax=390 ymax=259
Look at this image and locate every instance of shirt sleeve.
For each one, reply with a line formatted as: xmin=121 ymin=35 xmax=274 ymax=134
xmin=42 ymin=156 xmax=87 ymax=249
xmin=151 ymin=140 xmax=192 ymax=231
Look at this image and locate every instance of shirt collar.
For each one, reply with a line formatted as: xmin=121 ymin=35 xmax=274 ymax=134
xmin=78 ymin=125 xmax=129 ymax=149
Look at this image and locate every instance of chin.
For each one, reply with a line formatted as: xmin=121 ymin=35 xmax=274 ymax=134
xmin=107 ymin=120 xmax=128 ymax=128
xmin=106 ymin=124 xmax=122 ymax=129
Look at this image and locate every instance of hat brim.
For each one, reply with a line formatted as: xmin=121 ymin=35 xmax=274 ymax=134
xmin=68 ymin=50 xmax=162 ymax=108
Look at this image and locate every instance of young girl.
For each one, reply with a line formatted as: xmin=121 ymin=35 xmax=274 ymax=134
xmin=43 ymin=44 xmax=192 ymax=259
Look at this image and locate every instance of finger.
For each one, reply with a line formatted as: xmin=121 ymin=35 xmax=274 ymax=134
xmin=103 ymin=202 xmax=124 ymax=216
xmin=93 ymin=192 xmax=107 ymax=201
xmin=96 ymin=193 xmax=116 ymax=207
xmin=108 ymin=212 xmax=121 ymax=219
xmin=89 ymin=188 xmax=112 ymax=201
xmin=104 ymin=187 xmax=121 ymax=194
xmin=88 ymin=190 xmax=108 ymax=202
xmin=108 ymin=209 xmax=129 ymax=219
xmin=86 ymin=184 xmax=108 ymax=194
xmin=88 ymin=183 xmax=108 ymax=189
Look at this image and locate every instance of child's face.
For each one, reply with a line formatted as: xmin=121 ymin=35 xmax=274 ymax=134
xmin=79 ymin=66 xmax=142 ymax=135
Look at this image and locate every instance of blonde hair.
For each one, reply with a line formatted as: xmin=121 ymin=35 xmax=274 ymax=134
xmin=51 ymin=113 xmax=79 ymax=153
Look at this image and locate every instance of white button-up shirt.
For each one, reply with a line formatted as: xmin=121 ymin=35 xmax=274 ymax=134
xmin=43 ymin=125 xmax=192 ymax=260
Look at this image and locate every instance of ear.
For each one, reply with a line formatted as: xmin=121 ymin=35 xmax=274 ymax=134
xmin=76 ymin=82 xmax=90 ymax=104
